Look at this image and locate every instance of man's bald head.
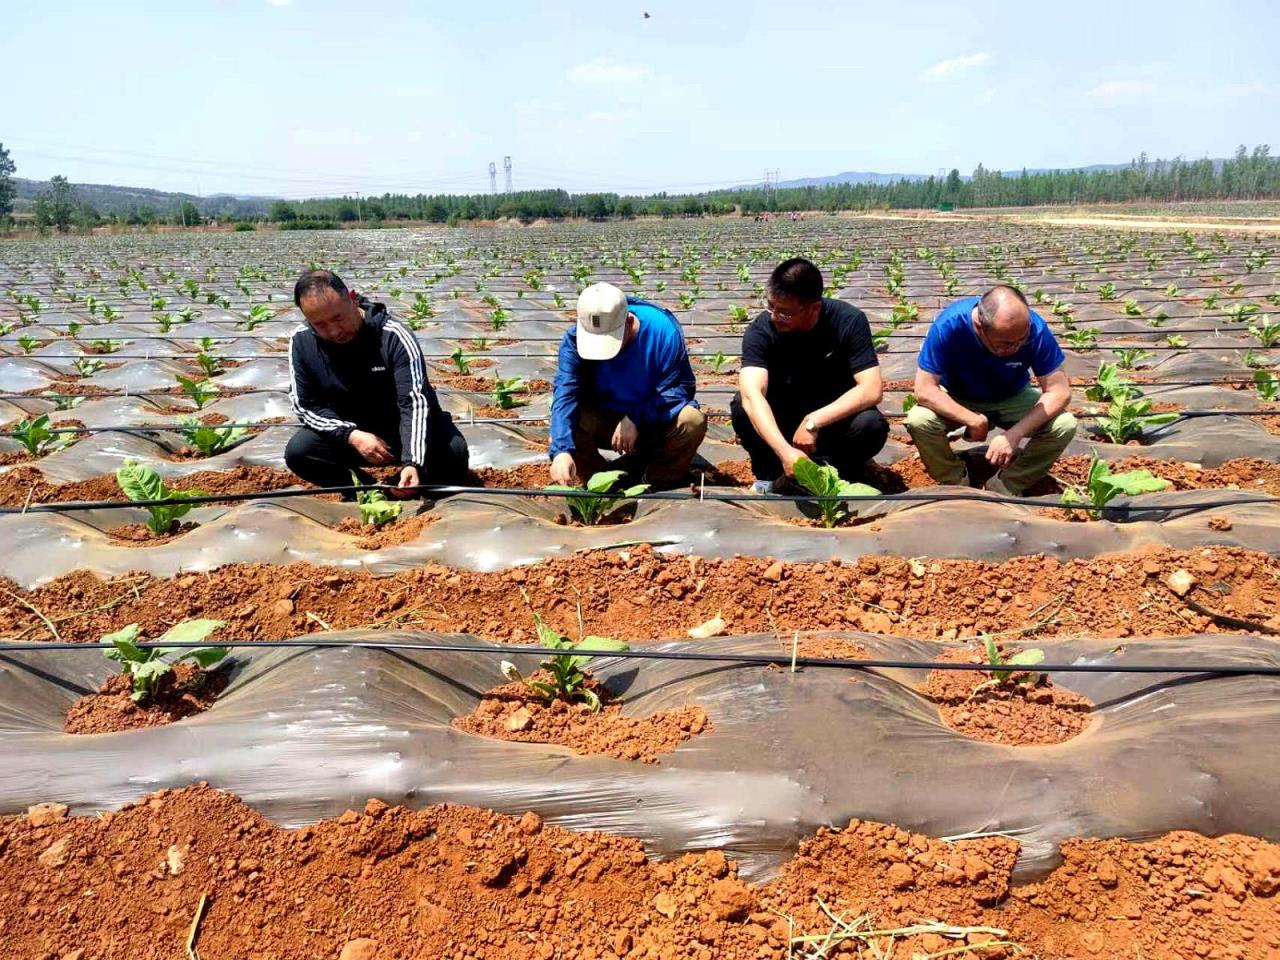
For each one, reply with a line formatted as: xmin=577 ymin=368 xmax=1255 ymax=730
xmin=974 ymin=285 xmax=1031 ymax=356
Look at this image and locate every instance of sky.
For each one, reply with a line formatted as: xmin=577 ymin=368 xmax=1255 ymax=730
xmin=2 ymin=0 xmax=1278 ymax=199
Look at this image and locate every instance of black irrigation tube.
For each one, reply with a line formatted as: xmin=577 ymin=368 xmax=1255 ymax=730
xmin=7 ymin=406 xmax=1280 ymax=438
xmin=1 ymin=481 xmax=1275 ymax=516
xmin=3 ymin=637 xmax=1280 ymax=679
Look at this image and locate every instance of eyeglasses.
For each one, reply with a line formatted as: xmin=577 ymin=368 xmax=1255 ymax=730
xmin=767 ymin=298 xmax=816 ymax=323
xmin=974 ymin=301 xmax=1028 ymax=353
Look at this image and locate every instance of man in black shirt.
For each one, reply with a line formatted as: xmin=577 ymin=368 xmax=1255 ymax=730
xmin=730 ymin=258 xmax=888 ymax=491
xmin=285 ymin=270 xmax=469 ymax=497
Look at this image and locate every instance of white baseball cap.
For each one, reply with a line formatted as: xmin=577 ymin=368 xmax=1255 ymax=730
xmin=575 ymin=282 xmax=629 ymax=360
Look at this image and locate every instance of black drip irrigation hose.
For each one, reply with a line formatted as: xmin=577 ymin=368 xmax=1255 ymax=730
xmin=5 ymin=405 xmax=1280 ymax=438
xmin=3 ymin=637 xmax=1279 ymax=680
xmin=1 ymin=481 xmax=1275 ymax=516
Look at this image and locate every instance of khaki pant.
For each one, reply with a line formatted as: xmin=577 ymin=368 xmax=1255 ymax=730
xmin=903 ymin=385 xmax=1077 ymax=494
xmin=569 ymin=403 xmax=707 ymax=489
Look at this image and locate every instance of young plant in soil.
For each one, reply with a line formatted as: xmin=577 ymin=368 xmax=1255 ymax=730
xmin=1113 ymin=348 xmax=1151 ymax=370
xmin=1093 ymin=389 xmax=1179 ymax=444
xmin=116 ymin=460 xmax=204 ymax=535
xmin=242 ymin=304 xmax=273 ymax=330
xmin=73 ymin=356 xmax=105 ymax=377
xmin=705 ymin=350 xmax=730 ymax=374
xmin=1085 ymin=362 xmax=1138 ymax=403
xmin=1243 ymin=349 xmax=1271 ymax=369
xmin=103 ymin=618 xmax=229 ymax=703
xmin=175 ymin=374 xmax=218 ymax=410
xmin=11 ymin=415 xmax=68 ymax=457
xmin=549 ymin=470 xmax=648 ymax=526
xmin=1250 ymin=318 xmax=1280 ymax=348
xmin=1060 ymin=456 xmax=1170 ymax=519
xmin=491 ymin=377 xmax=528 ymax=410
xmin=178 ymin=418 xmax=248 ymax=456
xmin=449 ymin=347 xmax=472 ymax=375
xmin=792 ymin=457 xmax=879 ymax=528
xmin=1254 ymin=370 xmax=1279 ymax=402
xmin=351 ymin=472 xmax=402 ymax=527
xmin=501 ymin=611 xmax=628 ymax=711
xmin=1064 ymin=327 xmax=1098 ymax=351
xmin=973 ymin=635 xmax=1045 ymax=695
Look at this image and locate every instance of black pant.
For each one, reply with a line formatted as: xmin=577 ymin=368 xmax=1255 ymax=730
xmin=284 ymin=417 xmax=470 ymax=496
xmin=729 ymin=393 xmax=889 ymax=482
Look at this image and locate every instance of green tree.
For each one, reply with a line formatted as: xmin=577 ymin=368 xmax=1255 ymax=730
xmin=0 ymin=142 xmax=15 ymax=222
xmin=269 ymin=200 xmax=297 ymax=221
xmin=945 ymin=168 xmax=962 ymax=194
xmin=175 ymin=201 xmax=203 ymax=227
xmin=34 ymin=176 xmax=76 ymax=232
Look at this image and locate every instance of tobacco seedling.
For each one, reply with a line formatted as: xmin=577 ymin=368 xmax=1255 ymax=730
xmin=90 ymin=339 xmax=123 ymax=354
xmin=242 ymin=304 xmax=273 ymax=330
xmin=351 ymin=472 xmax=402 ymax=527
xmin=792 ymin=457 xmax=879 ymax=528
xmin=1061 ymin=456 xmax=1170 ymax=518
xmin=549 ymin=470 xmax=648 ymax=526
xmin=12 ymin=415 xmax=66 ymax=457
xmin=1064 ymin=328 xmax=1098 ymax=351
xmin=1113 ymin=348 xmax=1151 ymax=370
xmin=489 ymin=307 xmax=511 ymax=331
xmin=1122 ymin=298 xmax=1144 ymax=316
xmin=902 ymin=393 xmax=918 ymax=414
xmin=1165 ymin=335 xmax=1188 ymax=349
xmin=116 ymin=460 xmax=205 ymax=535
xmin=1255 ymin=370 xmax=1279 ymax=402
xmin=1098 ymin=282 xmax=1117 ymax=301
xmin=16 ymin=334 xmax=39 ymax=354
xmin=1094 ymin=389 xmax=1179 ymax=444
xmin=1249 ymin=318 xmax=1280 ymax=348
xmin=501 ymin=611 xmax=628 ymax=712
xmin=449 ymin=348 xmax=473 ymax=375
xmin=979 ymin=635 xmax=1045 ymax=689
xmin=103 ymin=619 xmax=229 ymax=704
xmin=73 ymin=357 xmax=106 ymax=377
xmin=176 ymin=374 xmax=218 ymax=410
xmin=1244 ymin=349 xmax=1270 ymax=369
xmin=491 ymin=377 xmax=527 ymax=410
xmin=706 ymin=351 xmax=730 ymax=374
xmin=1085 ymin=362 xmax=1137 ymax=403
xmin=178 ymin=418 xmax=248 ymax=456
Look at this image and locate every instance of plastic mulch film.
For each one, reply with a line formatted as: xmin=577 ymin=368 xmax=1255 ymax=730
xmin=2 ymin=630 xmax=1278 ymax=881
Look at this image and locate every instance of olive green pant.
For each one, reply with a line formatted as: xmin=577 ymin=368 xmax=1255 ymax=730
xmin=903 ymin=386 xmax=1077 ymax=494
xmin=569 ymin=403 xmax=708 ymax=490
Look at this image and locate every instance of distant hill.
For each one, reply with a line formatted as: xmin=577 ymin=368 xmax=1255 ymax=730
xmin=12 ymin=178 xmax=276 ymax=218
xmin=769 ymin=171 xmax=930 ymax=189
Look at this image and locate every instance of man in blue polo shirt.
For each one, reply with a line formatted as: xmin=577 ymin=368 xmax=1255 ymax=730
xmin=549 ymin=282 xmax=706 ymax=489
xmin=905 ymin=285 xmax=1076 ymax=494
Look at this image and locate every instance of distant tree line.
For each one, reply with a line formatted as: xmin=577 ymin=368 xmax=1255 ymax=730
xmin=4 ymin=144 xmax=1276 ymax=231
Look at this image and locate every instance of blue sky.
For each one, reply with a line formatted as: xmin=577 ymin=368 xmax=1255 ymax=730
xmin=2 ymin=0 xmax=1277 ymax=197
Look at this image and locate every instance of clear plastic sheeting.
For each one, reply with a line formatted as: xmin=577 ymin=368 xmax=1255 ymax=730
xmin=0 ymin=488 xmax=1274 ymax=587
xmin=1 ymin=630 xmax=1278 ymax=880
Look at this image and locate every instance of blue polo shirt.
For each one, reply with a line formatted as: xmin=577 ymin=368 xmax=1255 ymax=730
xmin=917 ymin=297 xmax=1065 ymax=403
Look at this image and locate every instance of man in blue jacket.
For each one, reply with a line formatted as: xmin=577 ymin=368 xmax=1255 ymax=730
xmin=549 ymin=282 xmax=706 ymax=489
xmin=285 ymin=270 xmax=469 ymax=497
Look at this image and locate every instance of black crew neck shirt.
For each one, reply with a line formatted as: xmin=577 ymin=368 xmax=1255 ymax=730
xmin=740 ymin=298 xmax=878 ymax=412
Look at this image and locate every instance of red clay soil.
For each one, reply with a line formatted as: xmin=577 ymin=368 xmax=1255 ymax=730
xmin=918 ymin=645 xmax=1094 ymax=746
xmin=62 ymin=663 xmax=229 ymax=735
xmin=453 ymin=674 xmax=710 ymax=763
xmin=469 ymin=404 xmax=526 ymax=419
xmin=439 ymin=376 xmax=552 ymax=393
xmin=105 ymin=520 xmax=198 ymax=545
xmin=0 ymin=464 xmax=305 ymax=507
xmin=472 ymin=462 xmax=552 ymax=489
xmin=2 ymin=546 xmax=1276 ymax=647
xmin=331 ymin=514 xmax=437 ymax=550
xmin=3 ymin=785 xmax=1280 ymax=960
xmin=1038 ymin=455 xmax=1280 ymax=497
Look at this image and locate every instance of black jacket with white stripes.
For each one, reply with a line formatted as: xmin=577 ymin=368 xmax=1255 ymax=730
xmin=288 ymin=297 xmax=444 ymax=470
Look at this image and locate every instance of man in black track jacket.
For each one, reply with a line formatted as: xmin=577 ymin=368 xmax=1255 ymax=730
xmin=285 ymin=270 xmax=469 ymax=497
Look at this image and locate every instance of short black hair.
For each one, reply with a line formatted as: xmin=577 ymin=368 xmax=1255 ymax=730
xmin=767 ymin=257 xmax=824 ymax=303
xmin=980 ymin=284 xmax=1028 ymax=315
xmin=294 ymin=269 xmax=348 ymax=308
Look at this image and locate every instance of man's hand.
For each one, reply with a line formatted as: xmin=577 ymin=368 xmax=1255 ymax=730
xmin=964 ymin=413 xmax=990 ymax=442
xmin=349 ymin=429 xmax=392 ymax=465
xmin=611 ymin=416 xmax=638 ymax=454
xmin=390 ymin=465 xmax=420 ymax=499
xmin=985 ymin=434 xmax=1016 ymax=468
xmin=550 ymin=451 xmax=579 ymax=486
xmin=779 ymin=445 xmax=806 ymax=478
xmin=791 ymin=418 xmax=818 ymax=454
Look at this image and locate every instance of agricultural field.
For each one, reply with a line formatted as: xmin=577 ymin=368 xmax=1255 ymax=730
xmin=1 ymin=216 xmax=1279 ymax=959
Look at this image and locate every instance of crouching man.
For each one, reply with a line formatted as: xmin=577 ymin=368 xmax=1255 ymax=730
xmin=549 ymin=282 xmax=706 ymax=489
xmin=730 ymin=257 xmax=888 ymax=492
xmin=285 ymin=269 xmax=469 ymax=497
xmin=905 ymin=285 xmax=1076 ymax=494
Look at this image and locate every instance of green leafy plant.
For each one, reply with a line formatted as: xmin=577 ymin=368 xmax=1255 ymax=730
xmin=101 ymin=305 xmax=121 ymax=322
xmin=501 ymin=611 xmax=628 ymax=711
xmin=979 ymin=635 xmax=1045 ymax=688
xmin=1094 ymin=389 xmax=1179 ymax=444
xmin=1165 ymin=334 xmax=1188 ymax=348
xmin=491 ymin=377 xmax=527 ymax=410
xmin=549 ymin=470 xmax=648 ymax=526
xmin=195 ymin=347 xmax=223 ymax=377
xmin=705 ymin=351 xmax=730 ymax=374
xmin=1255 ymin=369 xmax=1279 ymax=402
xmin=1226 ymin=302 xmax=1261 ymax=323
xmin=16 ymin=334 xmax=39 ymax=354
xmin=1064 ymin=327 xmax=1098 ymax=351
xmin=1113 ymin=348 xmax=1151 ymax=370
xmin=489 ymin=307 xmax=511 ymax=331
xmin=470 ymin=336 xmax=492 ymax=352
xmin=73 ymin=356 xmax=106 ymax=377
xmin=1061 ymin=456 xmax=1170 ymax=518
xmin=1085 ymin=362 xmax=1137 ymax=403
xmin=115 ymin=460 xmax=204 ymax=535
xmin=179 ymin=418 xmax=248 ymax=456
xmin=90 ymin=339 xmax=123 ymax=354
xmin=792 ymin=456 xmax=879 ymax=528
xmin=175 ymin=374 xmax=218 ymax=410
xmin=351 ymin=472 xmax=402 ymax=527
xmin=11 ymin=414 xmax=66 ymax=457
xmin=677 ymin=291 xmax=696 ymax=310
xmin=1249 ymin=318 xmax=1280 ymax=348
xmin=727 ymin=304 xmax=749 ymax=331
xmin=450 ymin=348 xmax=472 ymax=375
xmin=103 ymin=619 xmax=228 ymax=703
xmin=1243 ymin=349 xmax=1270 ymax=369
xmin=902 ymin=393 xmax=918 ymax=414
xmin=1121 ymin=298 xmax=1144 ymax=316
xmin=45 ymin=392 xmax=85 ymax=410
xmin=243 ymin=304 xmax=273 ymax=330
xmin=1098 ymin=282 xmax=1118 ymax=301
xmin=410 ymin=292 xmax=435 ymax=322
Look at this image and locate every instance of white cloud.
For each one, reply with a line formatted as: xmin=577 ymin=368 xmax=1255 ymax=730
xmin=568 ymin=59 xmax=649 ymax=85
xmin=922 ymin=53 xmax=990 ymax=80
xmin=1223 ymin=81 xmax=1268 ymax=98
xmin=974 ymin=87 xmax=998 ymax=106
xmin=1089 ymin=80 xmax=1157 ymax=100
